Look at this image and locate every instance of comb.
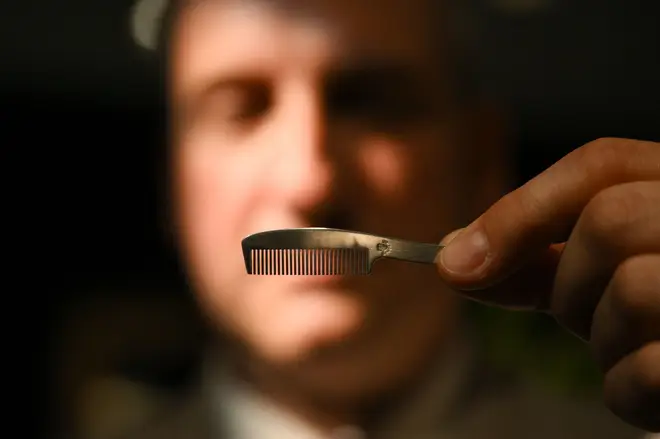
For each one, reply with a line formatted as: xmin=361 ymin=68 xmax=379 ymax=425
xmin=241 ymin=227 xmax=444 ymax=275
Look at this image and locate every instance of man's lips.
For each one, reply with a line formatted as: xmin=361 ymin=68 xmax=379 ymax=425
xmin=288 ymin=274 xmax=347 ymax=285
xmin=263 ymin=273 xmax=364 ymax=292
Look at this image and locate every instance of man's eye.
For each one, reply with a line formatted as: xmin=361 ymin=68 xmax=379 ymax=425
xmin=326 ymin=72 xmax=433 ymax=126
xmin=206 ymin=84 xmax=272 ymax=125
xmin=329 ymin=87 xmax=425 ymax=123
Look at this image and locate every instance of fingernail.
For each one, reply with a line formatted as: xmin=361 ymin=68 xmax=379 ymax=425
xmin=440 ymin=226 xmax=489 ymax=275
xmin=439 ymin=228 xmax=464 ymax=246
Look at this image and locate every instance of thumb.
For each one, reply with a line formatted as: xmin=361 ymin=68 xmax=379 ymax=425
xmin=436 ymin=225 xmax=564 ymax=311
xmin=438 ymin=228 xmax=465 ymax=247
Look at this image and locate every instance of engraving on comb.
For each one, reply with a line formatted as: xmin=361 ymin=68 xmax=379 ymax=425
xmin=376 ymin=239 xmax=391 ymax=256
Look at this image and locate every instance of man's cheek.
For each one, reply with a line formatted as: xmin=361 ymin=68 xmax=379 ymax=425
xmin=175 ymin=173 xmax=232 ymax=276
xmin=357 ymin=137 xmax=410 ymax=200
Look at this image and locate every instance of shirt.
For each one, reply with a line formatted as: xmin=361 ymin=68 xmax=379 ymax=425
xmin=206 ymin=338 xmax=476 ymax=439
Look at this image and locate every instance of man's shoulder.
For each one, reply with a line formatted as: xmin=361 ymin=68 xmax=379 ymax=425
xmin=116 ymin=351 xmax=651 ymax=439
xmin=127 ymin=375 xmax=650 ymax=439
xmin=454 ymin=374 xmax=648 ymax=439
xmin=124 ymin=387 xmax=213 ymax=439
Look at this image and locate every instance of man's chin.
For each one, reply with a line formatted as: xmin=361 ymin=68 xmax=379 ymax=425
xmin=258 ymin=290 xmax=367 ymax=365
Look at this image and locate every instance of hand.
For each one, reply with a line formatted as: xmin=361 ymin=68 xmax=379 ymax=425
xmin=436 ymin=138 xmax=660 ymax=432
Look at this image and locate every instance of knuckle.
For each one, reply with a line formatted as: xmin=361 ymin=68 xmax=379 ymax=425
xmin=580 ymin=186 xmax=639 ymax=246
xmin=604 ymin=342 xmax=660 ymax=432
xmin=582 ymin=137 xmax=621 ymax=153
xmin=627 ymin=343 xmax=660 ymax=406
xmin=578 ymin=137 xmax=629 ymax=169
xmin=610 ymin=256 xmax=660 ymax=318
xmin=635 ymin=346 xmax=660 ymax=393
xmin=575 ymin=137 xmax=655 ymax=180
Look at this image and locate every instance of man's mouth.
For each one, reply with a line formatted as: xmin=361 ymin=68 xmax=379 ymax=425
xmin=289 ymin=274 xmax=348 ymax=286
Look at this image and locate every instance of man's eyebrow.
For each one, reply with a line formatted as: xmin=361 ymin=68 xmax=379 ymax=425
xmin=325 ymin=60 xmax=432 ymax=101
xmin=327 ymin=60 xmax=420 ymax=82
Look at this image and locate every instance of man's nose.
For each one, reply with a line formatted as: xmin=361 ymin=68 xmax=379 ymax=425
xmin=271 ymin=86 xmax=336 ymax=213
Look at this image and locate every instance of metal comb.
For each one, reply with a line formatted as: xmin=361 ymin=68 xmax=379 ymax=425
xmin=241 ymin=227 xmax=444 ymax=275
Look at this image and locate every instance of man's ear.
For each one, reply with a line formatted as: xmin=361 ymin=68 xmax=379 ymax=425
xmin=460 ymin=99 xmax=515 ymax=221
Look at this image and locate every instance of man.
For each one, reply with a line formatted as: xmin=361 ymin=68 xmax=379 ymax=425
xmin=125 ymin=0 xmax=660 ymax=437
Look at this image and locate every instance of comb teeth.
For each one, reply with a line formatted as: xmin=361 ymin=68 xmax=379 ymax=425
xmin=249 ymin=248 xmax=370 ymax=275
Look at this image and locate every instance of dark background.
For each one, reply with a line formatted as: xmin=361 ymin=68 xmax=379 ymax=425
xmin=2 ymin=0 xmax=658 ymax=437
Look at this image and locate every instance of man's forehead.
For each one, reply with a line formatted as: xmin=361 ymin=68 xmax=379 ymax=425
xmin=174 ymin=0 xmax=438 ymax=61
xmin=170 ymin=0 xmax=457 ymax=106
xmin=180 ymin=0 xmax=434 ymax=25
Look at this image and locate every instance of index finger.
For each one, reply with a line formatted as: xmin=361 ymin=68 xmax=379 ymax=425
xmin=436 ymin=138 xmax=660 ymax=309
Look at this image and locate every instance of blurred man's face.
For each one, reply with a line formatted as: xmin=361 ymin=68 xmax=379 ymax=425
xmin=170 ymin=0 xmax=503 ymax=398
